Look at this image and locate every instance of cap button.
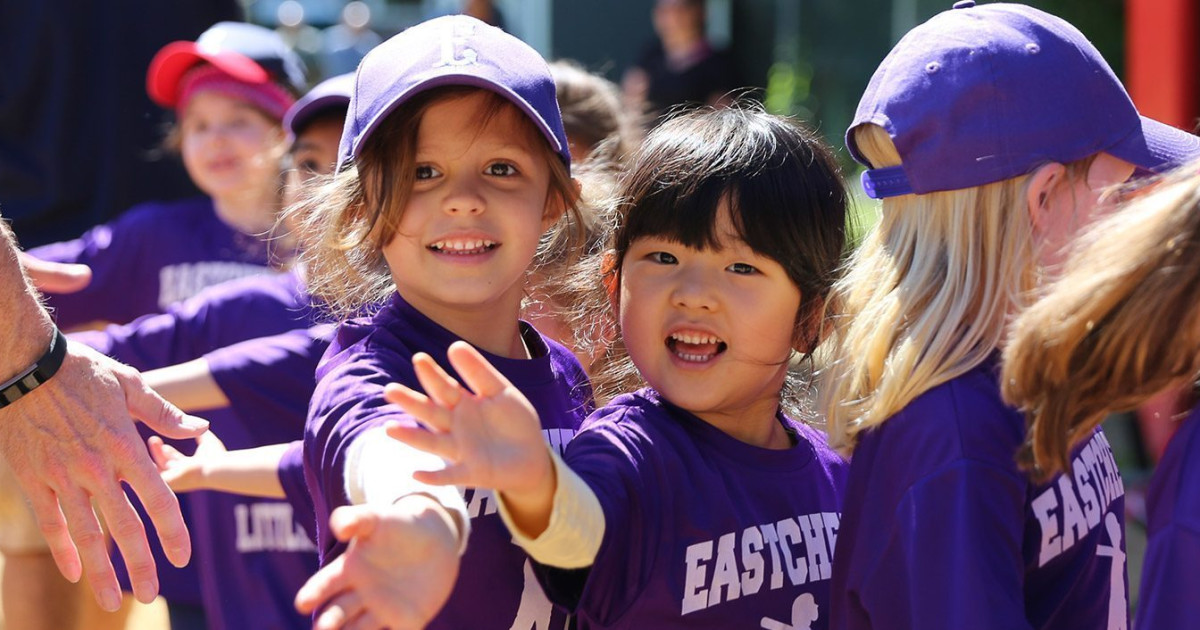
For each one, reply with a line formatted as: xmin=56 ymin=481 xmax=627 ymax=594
xmin=953 ymin=0 xmax=976 ymax=8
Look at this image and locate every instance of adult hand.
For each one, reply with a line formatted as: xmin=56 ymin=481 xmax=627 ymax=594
xmin=295 ymin=496 xmax=461 ymax=629
xmin=17 ymin=251 xmax=91 ymax=294
xmin=0 ymin=341 xmax=209 ymax=611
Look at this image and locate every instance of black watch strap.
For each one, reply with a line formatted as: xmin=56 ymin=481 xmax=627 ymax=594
xmin=0 ymin=328 xmax=68 ymax=409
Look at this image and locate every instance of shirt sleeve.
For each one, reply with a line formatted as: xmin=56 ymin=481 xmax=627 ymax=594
xmin=207 ymin=325 xmax=333 ymax=425
xmin=856 ymin=459 xmax=1034 ymax=630
xmin=28 ymin=212 xmax=145 ymax=329
xmin=70 ymin=295 xmax=214 ymax=371
xmin=534 ymin=410 xmax=661 ymax=623
xmin=277 ymin=440 xmax=317 ymax=544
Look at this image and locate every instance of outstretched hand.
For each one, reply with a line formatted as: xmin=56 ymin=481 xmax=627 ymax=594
xmin=149 ymin=430 xmax=228 ymax=493
xmin=18 ymin=252 xmax=91 ymax=294
xmin=295 ymin=497 xmax=461 ymax=629
xmin=382 ymin=341 xmax=552 ymax=500
xmin=0 ymin=341 xmax=209 ymax=611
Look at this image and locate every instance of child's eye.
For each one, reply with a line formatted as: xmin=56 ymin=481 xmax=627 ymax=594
xmin=298 ymin=159 xmax=321 ymax=174
xmin=728 ymin=262 xmax=759 ymax=275
xmin=649 ymin=252 xmax=678 ymax=265
xmin=415 ymin=165 xmax=441 ymax=180
xmin=486 ymin=162 xmax=519 ymax=177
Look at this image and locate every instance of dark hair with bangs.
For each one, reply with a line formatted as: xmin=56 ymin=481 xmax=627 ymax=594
xmin=582 ymin=105 xmax=850 ymax=410
xmin=612 ymin=105 xmax=848 ymax=350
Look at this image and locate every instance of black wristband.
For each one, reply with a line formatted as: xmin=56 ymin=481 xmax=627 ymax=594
xmin=0 ymin=328 xmax=68 ymax=409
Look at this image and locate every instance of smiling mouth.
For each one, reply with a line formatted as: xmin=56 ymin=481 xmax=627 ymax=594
xmin=428 ymin=239 xmax=499 ymax=255
xmin=666 ymin=331 xmax=728 ymax=363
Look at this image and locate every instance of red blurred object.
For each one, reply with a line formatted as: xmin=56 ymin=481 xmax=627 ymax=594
xmin=1126 ymin=0 xmax=1199 ymax=132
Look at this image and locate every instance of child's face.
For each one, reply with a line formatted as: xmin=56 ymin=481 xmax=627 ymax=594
xmin=382 ymin=92 xmax=558 ymax=323
xmin=618 ymin=201 xmax=802 ymax=425
xmin=1037 ymin=152 xmax=1136 ymax=270
xmin=284 ymin=117 xmax=343 ymax=207
xmin=179 ymin=90 xmax=282 ymax=203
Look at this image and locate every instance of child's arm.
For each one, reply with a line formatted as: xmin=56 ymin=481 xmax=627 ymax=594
xmin=384 ymin=340 xmax=604 ymax=567
xmin=148 ymin=433 xmax=287 ymax=498
xmin=142 ymin=358 xmax=230 ymax=412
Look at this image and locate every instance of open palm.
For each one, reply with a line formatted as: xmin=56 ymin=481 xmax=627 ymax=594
xmin=383 ymin=341 xmax=553 ymax=499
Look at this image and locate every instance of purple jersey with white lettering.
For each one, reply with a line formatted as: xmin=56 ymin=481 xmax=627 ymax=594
xmin=830 ymin=359 xmax=1128 ymax=630
xmin=30 ymin=197 xmax=276 ymax=329
xmin=305 ymin=293 xmax=593 ymax=629
xmin=1136 ymin=403 xmax=1200 ymax=628
xmin=70 ymin=269 xmax=314 ymax=371
xmin=541 ymin=388 xmax=846 ymax=629
xmin=190 ymin=410 xmax=318 ymax=630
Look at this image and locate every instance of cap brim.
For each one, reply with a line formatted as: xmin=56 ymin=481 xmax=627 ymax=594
xmin=341 ymin=73 xmax=567 ymax=171
xmin=147 ymin=41 xmax=270 ymax=107
xmin=285 ymin=94 xmax=351 ymax=139
xmin=1109 ymin=115 xmax=1200 ymax=173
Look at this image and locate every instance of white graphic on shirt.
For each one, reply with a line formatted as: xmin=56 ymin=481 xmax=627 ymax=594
xmin=681 ymin=512 xmax=839 ymax=616
xmin=158 ymin=261 xmax=270 ymax=308
xmin=433 ymin=22 xmax=477 ymax=68
xmin=235 ymin=502 xmax=317 ymax=553
xmin=1030 ymin=431 xmax=1125 ymax=566
xmin=760 ymin=593 xmax=819 ymax=630
xmin=1095 ymin=512 xmax=1128 ymax=630
xmin=510 ymin=559 xmax=566 ymax=630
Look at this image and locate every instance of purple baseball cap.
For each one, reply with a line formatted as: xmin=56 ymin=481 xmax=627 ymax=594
xmin=336 ymin=15 xmax=570 ymax=173
xmin=285 ymin=73 xmax=355 ymax=141
xmin=850 ymin=0 xmax=1200 ymax=199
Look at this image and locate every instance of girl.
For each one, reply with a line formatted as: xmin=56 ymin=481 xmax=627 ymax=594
xmin=823 ymin=3 xmax=1200 ymax=629
xmin=381 ymin=105 xmax=850 ymax=629
xmin=1000 ymin=165 xmax=1200 ymax=628
xmin=292 ymin=15 xmax=592 ymax=630
xmin=28 ymin=21 xmax=305 ymax=331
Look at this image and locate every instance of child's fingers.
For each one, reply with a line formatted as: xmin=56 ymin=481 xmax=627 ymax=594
xmin=447 ymin=340 xmax=513 ymax=398
xmin=314 ymin=590 xmax=365 ymax=630
xmin=411 ymin=464 xmax=471 ymax=487
xmin=295 ymin=554 xmax=349 ymax=614
xmin=329 ymin=504 xmax=378 ymax=542
xmin=383 ymin=384 xmax=452 ymax=432
xmin=412 ymin=353 xmax=463 ymax=409
xmin=385 ymin=423 xmax=459 ymax=460
xmin=147 ymin=436 xmax=172 ymax=471
xmin=194 ymin=430 xmax=227 ymax=454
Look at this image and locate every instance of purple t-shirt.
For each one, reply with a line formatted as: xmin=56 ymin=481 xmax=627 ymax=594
xmin=206 ymin=324 xmax=335 ymax=436
xmin=30 ymin=196 xmax=276 ymax=329
xmin=1136 ymin=404 xmax=1200 ymax=628
xmin=305 ymin=293 xmax=594 ymax=629
xmin=542 ymin=389 xmax=846 ymax=629
xmin=70 ymin=269 xmax=315 ymax=371
xmin=830 ymin=359 xmax=1129 ymax=630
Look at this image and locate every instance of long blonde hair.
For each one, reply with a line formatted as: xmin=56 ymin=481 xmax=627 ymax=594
xmin=1002 ymin=165 xmax=1200 ymax=479
xmin=825 ymin=124 xmax=1042 ymax=453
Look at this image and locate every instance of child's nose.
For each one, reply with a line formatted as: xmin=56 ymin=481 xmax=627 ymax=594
xmin=671 ymin=269 xmax=718 ymax=311
xmin=443 ymin=177 xmax=485 ymax=215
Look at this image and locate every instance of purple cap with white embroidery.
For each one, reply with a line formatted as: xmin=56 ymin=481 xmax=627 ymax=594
xmin=336 ymin=15 xmax=570 ymax=172
xmin=850 ymin=0 xmax=1200 ymax=199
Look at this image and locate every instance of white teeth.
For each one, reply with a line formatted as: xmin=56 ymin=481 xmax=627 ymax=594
xmin=677 ymin=353 xmax=709 ymax=362
xmin=430 ymin=239 xmax=497 ymax=252
xmin=670 ymin=332 xmax=722 ymax=345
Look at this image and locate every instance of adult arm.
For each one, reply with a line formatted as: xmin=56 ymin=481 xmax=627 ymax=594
xmin=0 ymin=220 xmax=209 ymax=611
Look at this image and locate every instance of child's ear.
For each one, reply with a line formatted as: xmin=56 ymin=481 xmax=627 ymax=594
xmin=791 ymin=298 xmax=831 ymax=354
xmin=1026 ymin=162 xmax=1067 ymax=235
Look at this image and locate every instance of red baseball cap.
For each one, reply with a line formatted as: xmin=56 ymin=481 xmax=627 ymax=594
xmin=147 ymin=21 xmax=306 ymax=108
